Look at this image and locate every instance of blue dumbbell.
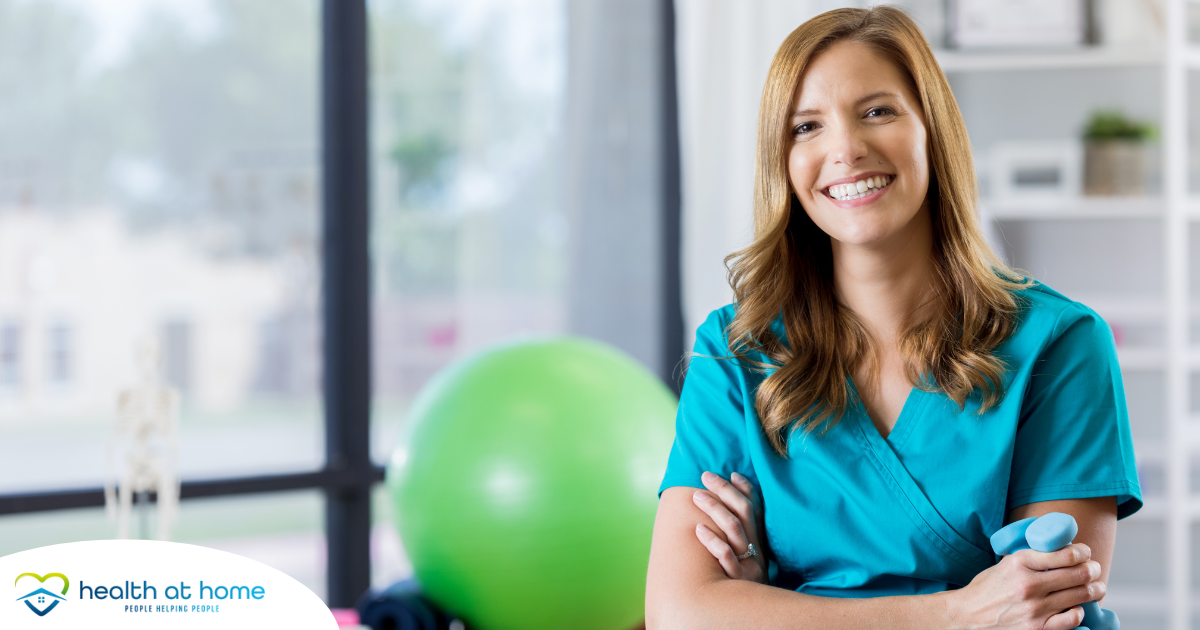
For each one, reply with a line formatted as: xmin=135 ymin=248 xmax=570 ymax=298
xmin=989 ymin=512 xmax=1118 ymax=630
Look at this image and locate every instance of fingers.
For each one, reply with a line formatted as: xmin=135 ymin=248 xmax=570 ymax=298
xmin=701 ymin=471 xmax=756 ymax=526
xmin=1040 ymin=580 xmax=1106 ymax=618
xmin=693 ymin=489 xmax=749 ymax=549
xmin=1016 ymin=543 xmax=1091 ymax=571
xmin=695 ymin=524 xmax=742 ymax=579
xmin=730 ymin=471 xmax=755 ymax=497
xmin=1033 ymin=559 xmax=1100 ymax=594
xmin=1042 ymin=605 xmax=1085 ymax=630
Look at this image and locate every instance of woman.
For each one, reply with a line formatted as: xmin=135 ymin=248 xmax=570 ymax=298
xmin=646 ymin=7 xmax=1140 ymax=630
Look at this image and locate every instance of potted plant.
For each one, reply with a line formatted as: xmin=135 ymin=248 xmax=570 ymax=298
xmin=1082 ymin=110 xmax=1156 ymax=196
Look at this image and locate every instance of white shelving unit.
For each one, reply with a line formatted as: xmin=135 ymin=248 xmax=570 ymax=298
xmin=935 ymin=3 xmax=1195 ymax=626
xmin=984 ymin=196 xmax=1163 ymax=220
xmin=935 ymin=46 xmax=1163 ymax=72
xmin=1163 ymin=3 xmax=1191 ymax=627
xmin=984 ymin=196 xmax=1200 ymax=220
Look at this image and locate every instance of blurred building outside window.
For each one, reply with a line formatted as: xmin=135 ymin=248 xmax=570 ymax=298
xmin=0 ymin=0 xmax=326 ymax=596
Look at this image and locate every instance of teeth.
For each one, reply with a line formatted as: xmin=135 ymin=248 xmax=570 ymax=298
xmin=827 ymin=175 xmax=891 ymax=200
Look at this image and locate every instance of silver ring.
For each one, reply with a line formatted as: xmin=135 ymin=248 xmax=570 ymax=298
xmin=736 ymin=543 xmax=757 ymax=561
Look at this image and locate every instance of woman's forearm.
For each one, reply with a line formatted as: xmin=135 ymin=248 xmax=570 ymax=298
xmin=649 ymin=577 xmax=954 ymax=630
xmin=647 ymin=488 xmax=960 ymax=630
xmin=649 ymin=487 xmax=1099 ymax=630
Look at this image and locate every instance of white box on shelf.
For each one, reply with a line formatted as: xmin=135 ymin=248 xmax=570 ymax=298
xmin=948 ymin=0 xmax=1088 ymax=49
xmin=990 ymin=141 xmax=1082 ymax=201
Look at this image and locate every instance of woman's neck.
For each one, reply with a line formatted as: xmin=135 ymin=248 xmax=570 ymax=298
xmin=831 ymin=204 xmax=936 ymax=343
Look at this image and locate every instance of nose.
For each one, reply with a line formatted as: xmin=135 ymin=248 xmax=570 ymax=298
xmin=828 ymin=121 xmax=868 ymax=166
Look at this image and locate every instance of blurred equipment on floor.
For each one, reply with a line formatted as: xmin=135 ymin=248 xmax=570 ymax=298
xmin=356 ymin=580 xmax=459 ymax=630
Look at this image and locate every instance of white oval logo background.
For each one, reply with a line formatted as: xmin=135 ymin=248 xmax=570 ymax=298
xmin=0 ymin=540 xmax=337 ymax=629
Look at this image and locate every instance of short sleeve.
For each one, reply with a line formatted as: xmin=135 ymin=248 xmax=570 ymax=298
xmin=658 ymin=307 xmax=759 ymax=495
xmin=1009 ymin=305 xmax=1142 ymax=519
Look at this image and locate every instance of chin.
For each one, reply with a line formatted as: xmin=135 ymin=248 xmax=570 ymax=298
xmin=825 ymin=221 xmax=898 ymax=247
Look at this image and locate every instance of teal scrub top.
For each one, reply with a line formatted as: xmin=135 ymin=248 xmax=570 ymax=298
xmin=659 ymin=281 xmax=1142 ymax=596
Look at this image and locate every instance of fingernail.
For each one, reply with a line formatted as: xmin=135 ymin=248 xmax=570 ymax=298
xmin=1089 ymin=561 xmax=1101 ymax=579
xmin=731 ymin=472 xmax=745 ymax=483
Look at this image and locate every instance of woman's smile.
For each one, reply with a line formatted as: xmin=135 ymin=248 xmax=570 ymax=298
xmin=822 ymin=172 xmax=894 ymax=208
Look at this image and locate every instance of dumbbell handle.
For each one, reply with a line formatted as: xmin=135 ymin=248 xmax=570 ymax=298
xmin=989 ymin=513 xmax=1118 ymax=630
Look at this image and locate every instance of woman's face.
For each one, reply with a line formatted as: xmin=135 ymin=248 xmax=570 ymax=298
xmin=787 ymin=40 xmax=930 ymax=248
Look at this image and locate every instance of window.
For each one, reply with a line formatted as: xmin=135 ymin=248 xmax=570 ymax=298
xmin=367 ymin=0 xmax=569 ymax=460
xmin=0 ymin=0 xmax=327 ymax=592
xmin=0 ymin=0 xmax=323 ymax=492
xmin=0 ymin=0 xmax=680 ymax=608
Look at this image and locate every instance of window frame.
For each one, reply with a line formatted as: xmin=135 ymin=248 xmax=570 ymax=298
xmin=0 ymin=0 xmax=683 ymax=610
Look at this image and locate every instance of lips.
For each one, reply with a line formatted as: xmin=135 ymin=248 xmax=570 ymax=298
xmin=824 ymin=174 xmax=893 ymax=201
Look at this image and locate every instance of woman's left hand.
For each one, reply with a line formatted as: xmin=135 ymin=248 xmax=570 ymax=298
xmin=692 ymin=470 xmax=767 ymax=583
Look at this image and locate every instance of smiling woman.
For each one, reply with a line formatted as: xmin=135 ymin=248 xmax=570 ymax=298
xmin=646 ymin=6 xmax=1139 ymax=630
xmin=791 ymin=63 xmax=931 ymax=244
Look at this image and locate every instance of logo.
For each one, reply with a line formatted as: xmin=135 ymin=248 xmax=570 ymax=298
xmin=14 ymin=572 xmax=69 ymax=617
xmin=0 ymin=541 xmax=338 ymax=628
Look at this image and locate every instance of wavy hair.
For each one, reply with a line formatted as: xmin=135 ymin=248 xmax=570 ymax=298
xmin=726 ymin=6 xmax=1030 ymax=455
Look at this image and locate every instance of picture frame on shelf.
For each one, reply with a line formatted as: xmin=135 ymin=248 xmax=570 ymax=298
xmin=947 ymin=0 xmax=1096 ymax=49
xmin=990 ymin=141 xmax=1081 ymax=202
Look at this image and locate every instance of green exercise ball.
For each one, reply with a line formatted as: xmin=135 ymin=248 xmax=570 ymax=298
xmin=386 ymin=337 xmax=678 ymax=630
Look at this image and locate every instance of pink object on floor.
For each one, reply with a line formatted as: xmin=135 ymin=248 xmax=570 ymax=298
xmin=329 ymin=607 xmax=360 ymax=626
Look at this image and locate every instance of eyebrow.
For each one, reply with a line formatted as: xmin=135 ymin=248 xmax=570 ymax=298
xmin=792 ymin=91 xmax=898 ymax=118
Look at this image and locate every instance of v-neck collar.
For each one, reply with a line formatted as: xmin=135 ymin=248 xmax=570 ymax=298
xmin=843 ymin=379 xmax=995 ymax=577
xmin=846 ymin=377 xmax=926 ymax=451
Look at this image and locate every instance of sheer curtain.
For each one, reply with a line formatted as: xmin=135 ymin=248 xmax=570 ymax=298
xmin=675 ymin=0 xmax=828 ymax=340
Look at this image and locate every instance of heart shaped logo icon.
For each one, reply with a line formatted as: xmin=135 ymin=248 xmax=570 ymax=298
xmin=14 ymin=572 xmax=69 ymax=617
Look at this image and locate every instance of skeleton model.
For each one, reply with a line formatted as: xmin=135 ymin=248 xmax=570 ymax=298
xmin=104 ymin=339 xmax=181 ymax=540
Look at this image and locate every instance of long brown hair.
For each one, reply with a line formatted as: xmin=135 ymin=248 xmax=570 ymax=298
xmin=725 ymin=6 xmax=1029 ymax=455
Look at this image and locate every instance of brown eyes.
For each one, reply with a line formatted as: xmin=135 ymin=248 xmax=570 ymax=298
xmin=793 ymin=122 xmax=818 ymax=136
xmin=792 ymin=107 xmax=896 ymax=137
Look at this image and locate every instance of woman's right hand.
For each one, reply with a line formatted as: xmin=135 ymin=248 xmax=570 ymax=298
xmin=690 ymin=470 xmax=767 ymax=584
xmin=947 ymin=543 xmax=1104 ymax=630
